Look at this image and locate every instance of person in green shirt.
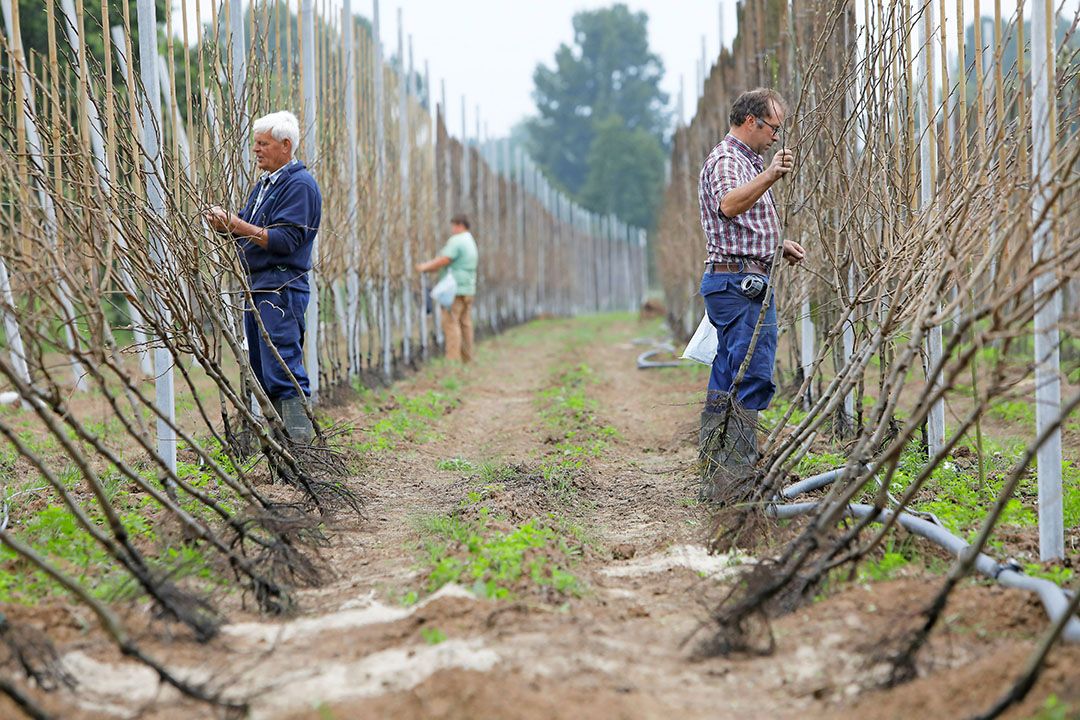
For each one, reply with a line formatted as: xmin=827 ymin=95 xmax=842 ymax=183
xmin=416 ymin=214 xmax=479 ymax=362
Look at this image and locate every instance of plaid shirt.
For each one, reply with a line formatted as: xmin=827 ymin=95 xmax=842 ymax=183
xmin=699 ymin=134 xmax=782 ymax=265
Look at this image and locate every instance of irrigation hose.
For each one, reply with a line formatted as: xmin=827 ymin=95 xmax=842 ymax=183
xmin=636 ymin=341 xmax=686 ymax=369
xmin=633 ymin=341 xmax=1073 ymax=637
xmin=632 ymin=332 xmax=701 ymax=369
xmin=779 ymin=464 xmax=943 ymax=525
xmin=769 ymin=498 xmax=1080 ymax=643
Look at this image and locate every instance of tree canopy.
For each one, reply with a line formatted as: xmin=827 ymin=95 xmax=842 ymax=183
xmin=526 ymin=4 xmax=669 ymax=229
xmin=12 ymin=0 xmax=166 ymax=74
xmin=580 ymin=115 xmax=665 ymax=229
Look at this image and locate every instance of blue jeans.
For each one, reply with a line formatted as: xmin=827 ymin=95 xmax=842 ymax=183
xmin=700 ymin=272 xmax=777 ymax=411
xmin=244 ymin=286 xmax=311 ymax=401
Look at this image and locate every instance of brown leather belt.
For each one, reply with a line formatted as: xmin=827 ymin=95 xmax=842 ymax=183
xmin=706 ymin=260 xmax=770 ymax=275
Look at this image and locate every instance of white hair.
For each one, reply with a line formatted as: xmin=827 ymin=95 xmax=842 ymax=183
xmin=252 ymin=111 xmax=300 ymax=148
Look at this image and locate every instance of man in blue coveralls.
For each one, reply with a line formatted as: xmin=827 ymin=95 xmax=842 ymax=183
xmin=206 ymin=110 xmax=321 ymax=443
xmin=696 ymin=88 xmax=805 ymax=500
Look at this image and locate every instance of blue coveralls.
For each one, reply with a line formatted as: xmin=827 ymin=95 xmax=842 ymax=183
xmin=237 ymin=161 xmax=322 ymax=401
xmin=700 ymin=270 xmax=777 ymax=412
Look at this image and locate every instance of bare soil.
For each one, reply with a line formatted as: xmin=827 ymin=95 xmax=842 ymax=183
xmin=3 ymin=316 xmax=1077 ymax=720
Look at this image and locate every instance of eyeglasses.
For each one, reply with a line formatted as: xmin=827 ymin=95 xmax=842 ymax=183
xmin=757 ymin=117 xmax=783 ymax=135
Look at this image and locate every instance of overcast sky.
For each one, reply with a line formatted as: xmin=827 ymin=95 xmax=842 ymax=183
xmin=359 ymin=0 xmax=1074 ymax=139
xmin=180 ymin=0 xmax=1076 ymax=139
xmin=374 ymin=0 xmax=732 ymax=138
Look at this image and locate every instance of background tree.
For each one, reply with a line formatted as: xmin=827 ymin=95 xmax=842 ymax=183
xmin=14 ymin=0 xmax=166 ymax=77
xmin=580 ymin=114 xmax=665 ymax=229
xmin=526 ymin=4 xmax=669 ymax=228
xmin=963 ymin=15 xmax=1078 ymax=85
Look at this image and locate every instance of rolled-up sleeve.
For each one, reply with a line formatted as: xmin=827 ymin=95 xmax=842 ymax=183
xmin=438 ymin=239 xmax=459 ymax=261
xmin=713 ymin=151 xmax=748 ymax=212
xmin=265 ymin=183 xmax=318 ymax=256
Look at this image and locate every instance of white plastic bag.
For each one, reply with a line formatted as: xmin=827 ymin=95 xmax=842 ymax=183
xmin=430 ymin=271 xmax=458 ymax=309
xmin=681 ymin=313 xmax=717 ymax=365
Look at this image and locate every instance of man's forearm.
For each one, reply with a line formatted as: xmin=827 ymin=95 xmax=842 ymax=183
xmin=230 ymin=218 xmax=269 ymax=249
xmin=719 ymin=169 xmax=777 ymax=218
xmin=417 ymin=256 xmax=451 ymax=273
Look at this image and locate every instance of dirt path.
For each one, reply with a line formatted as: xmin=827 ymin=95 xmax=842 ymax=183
xmin=23 ymin=316 xmax=1079 ymax=720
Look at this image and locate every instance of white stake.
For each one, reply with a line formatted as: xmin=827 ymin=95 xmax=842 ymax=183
xmin=1030 ymin=0 xmax=1063 ymax=561
xmin=398 ymin=8 xmax=413 ymax=366
xmin=343 ymin=0 xmax=361 ymax=379
xmin=58 ymin=5 xmax=154 ymax=376
xmin=0 ymin=260 xmax=30 ymax=392
xmin=135 ymin=0 xmax=175 ymax=473
xmin=300 ymin=0 xmax=320 ymax=400
xmin=1 ymin=0 xmax=87 ymax=392
xmin=918 ymin=1 xmax=945 ymax=458
xmin=373 ymin=0 xmax=391 ymax=379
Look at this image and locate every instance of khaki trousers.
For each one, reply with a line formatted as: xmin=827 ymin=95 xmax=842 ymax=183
xmin=441 ymin=295 xmax=474 ymax=363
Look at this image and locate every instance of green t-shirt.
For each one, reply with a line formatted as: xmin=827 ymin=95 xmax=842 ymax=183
xmin=439 ymin=231 xmax=479 ymax=296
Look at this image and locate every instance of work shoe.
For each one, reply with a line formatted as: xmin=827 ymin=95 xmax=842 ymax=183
xmin=698 ymin=405 xmax=760 ymax=503
xmin=279 ymin=396 xmax=315 ymax=444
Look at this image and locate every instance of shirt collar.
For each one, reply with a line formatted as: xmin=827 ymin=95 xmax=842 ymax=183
xmin=260 ymin=159 xmax=297 ymax=185
xmin=723 ymin=134 xmax=764 ymax=169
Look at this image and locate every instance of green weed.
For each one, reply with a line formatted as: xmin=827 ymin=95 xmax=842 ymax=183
xmin=473 ymin=462 xmax=518 ymax=486
xmin=988 ymin=399 xmax=1036 ymax=428
xmin=436 ymin=457 xmax=476 ymax=473
xmin=1061 ymin=461 xmax=1080 ymax=529
xmin=1023 ymin=563 xmax=1073 ymax=587
xmin=507 ymin=314 xmax=632 ymax=349
xmin=0 ymin=444 xmax=17 ymax=477
xmin=858 ymin=537 xmax=911 ymax=582
xmin=402 ymin=339 xmax=617 ymax=605
xmin=419 ymin=510 xmax=583 ymax=601
xmin=793 ymin=451 xmax=848 ymax=477
xmin=538 ymin=458 xmax=584 ymax=506
xmin=760 ymin=398 xmax=808 ymax=431
xmin=420 ymin=627 xmax=447 ymax=645
xmin=0 ymin=459 xmax=230 ymax=603
xmin=528 ymin=362 xmax=618 ymax=507
xmin=811 ymin=531 xmax=934 ymax=600
xmin=860 ymin=552 xmax=908 ymax=581
xmin=888 ymin=443 xmax=1037 ymax=538
xmin=0 ymin=501 xmax=201 ymax=603
xmin=538 ymin=365 xmax=596 ymax=436
xmin=456 ymin=458 xmax=583 ymax=510
xmin=976 ymin=344 xmax=1002 ymax=367
xmin=354 ymin=390 xmax=460 ymax=453
xmin=537 ymin=363 xmax=617 ymax=456
xmin=0 ymin=505 xmax=114 ymax=601
xmin=1026 ymin=695 xmax=1076 ymax=720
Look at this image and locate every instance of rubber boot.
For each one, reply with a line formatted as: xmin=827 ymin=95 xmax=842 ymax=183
xmin=698 ymin=406 xmax=760 ymax=503
xmin=280 ymin=396 xmax=315 ymax=444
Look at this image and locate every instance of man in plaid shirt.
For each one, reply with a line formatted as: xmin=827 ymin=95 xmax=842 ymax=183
xmin=697 ymin=88 xmax=805 ymax=501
